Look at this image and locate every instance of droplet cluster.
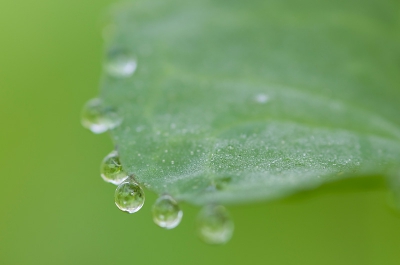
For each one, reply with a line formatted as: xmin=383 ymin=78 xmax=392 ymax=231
xmin=81 ymin=35 xmax=235 ymax=244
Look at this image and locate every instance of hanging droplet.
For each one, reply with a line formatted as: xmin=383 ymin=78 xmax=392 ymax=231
xmin=81 ymin=98 xmax=122 ymax=134
xmin=197 ymin=205 xmax=234 ymax=244
xmin=104 ymin=48 xmax=137 ymax=77
xmin=152 ymin=194 xmax=183 ymax=229
xmin=115 ymin=177 xmax=145 ymax=213
xmin=100 ymin=151 xmax=127 ymax=185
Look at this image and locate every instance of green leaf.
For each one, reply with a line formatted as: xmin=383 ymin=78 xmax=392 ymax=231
xmin=99 ymin=0 xmax=400 ymax=205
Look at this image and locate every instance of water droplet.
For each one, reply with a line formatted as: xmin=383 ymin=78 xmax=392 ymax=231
xmin=255 ymin=93 xmax=269 ymax=103
xmin=104 ymin=48 xmax=137 ymax=77
xmin=197 ymin=205 xmax=234 ymax=244
xmin=152 ymin=194 xmax=183 ymax=229
xmin=115 ymin=177 xmax=145 ymax=213
xmin=81 ymin=98 xmax=122 ymax=134
xmin=100 ymin=151 xmax=127 ymax=185
xmin=171 ymin=161 xmax=174 ymax=165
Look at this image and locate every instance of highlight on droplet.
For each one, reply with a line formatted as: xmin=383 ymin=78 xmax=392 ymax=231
xmin=104 ymin=48 xmax=137 ymax=77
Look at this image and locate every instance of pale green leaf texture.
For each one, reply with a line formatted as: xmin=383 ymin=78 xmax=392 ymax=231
xmin=100 ymin=0 xmax=400 ymax=205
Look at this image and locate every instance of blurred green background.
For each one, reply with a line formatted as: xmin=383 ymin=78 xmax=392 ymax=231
xmin=1 ymin=0 xmax=400 ymax=264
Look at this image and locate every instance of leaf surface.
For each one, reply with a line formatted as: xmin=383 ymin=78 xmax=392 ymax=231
xmin=100 ymin=0 xmax=400 ymax=205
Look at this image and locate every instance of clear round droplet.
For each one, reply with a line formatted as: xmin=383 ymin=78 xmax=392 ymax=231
xmin=152 ymin=194 xmax=183 ymax=229
xmin=197 ymin=205 xmax=234 ymax=244
xmin=100 ymin=151 xmax=127 ymax=185
xmin=115 ymin=178 xmax=145 ymax=213
xmin=81 ymin=98 xmax=122 ymax=134
xmin=105 ymin=48 xmax=137 ymax=77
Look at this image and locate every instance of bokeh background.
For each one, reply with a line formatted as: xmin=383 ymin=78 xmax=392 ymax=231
xmin=1 ymin=0 xmax=400 ymax=264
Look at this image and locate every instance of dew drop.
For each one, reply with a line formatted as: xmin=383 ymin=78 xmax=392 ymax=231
xmin=115 ymin=177 xmax=145 ymax=213
xmin=104 ymin=48 xmax=137 ymax=77
xmin=100 ymin=151 xmax=127 ymax=185
xmin=81 ymin=98 xmax=122 ymax=134
xmin=152 ymin=194 xmax=183 ymax=229
xmin=197 ymin=205 xmax=234 ymax=244
xmin=255 ymin=93 xmax=269 ymax=103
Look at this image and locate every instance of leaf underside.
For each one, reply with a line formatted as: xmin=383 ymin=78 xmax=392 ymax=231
xmin=100 ymin=0 xmax=400 ymax=205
